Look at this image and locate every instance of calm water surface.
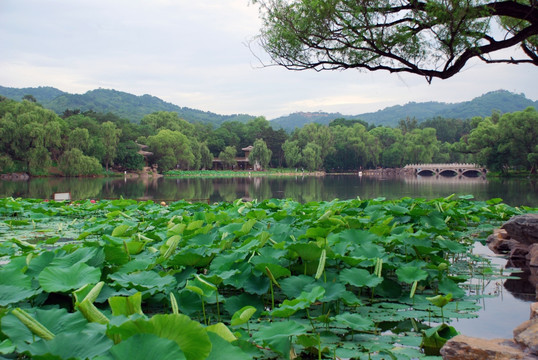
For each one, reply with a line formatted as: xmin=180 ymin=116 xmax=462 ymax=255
xmin=1 ymin=174 xmax=537 ymax=206
xmin=1 ymin=174 xmax=537 ymax=338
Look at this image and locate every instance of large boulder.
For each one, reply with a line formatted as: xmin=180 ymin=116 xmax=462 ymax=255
xmin=440 ymin=335 xmax=534 ymax=360
xmin=441 ymin=303 xmax=538 ymax=359
xmin=502 ymin=214 xmax=538 ymax=246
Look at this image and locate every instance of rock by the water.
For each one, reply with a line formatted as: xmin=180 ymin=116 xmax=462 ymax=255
xmin=440 ymin=335 xmax=534 ymax=359
xmin=441 ymin=303 xmax=538 ymax=359
xmin=502 ymin=214 xmax=538 ymax=245
xmin=514 ymin=319 xmax=538 ymax=355
xmin=487 ymin=228 xmax=520 ymax=253
xmin=529 ymin=244 xmax=538 ymax=267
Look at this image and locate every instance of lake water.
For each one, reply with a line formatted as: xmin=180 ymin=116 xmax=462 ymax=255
xmin=1 ymin=174 xmax=537 ymax=338
xmin=1 ymin=174 xmax=537 ymax=206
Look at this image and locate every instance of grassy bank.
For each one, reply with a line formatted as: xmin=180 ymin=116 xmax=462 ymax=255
xmin=163 ymin=169 xmax=326 ymax=178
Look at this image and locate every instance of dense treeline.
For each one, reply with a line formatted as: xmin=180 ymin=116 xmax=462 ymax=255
xmin=0 ymin=96 xmax=536 ymax=176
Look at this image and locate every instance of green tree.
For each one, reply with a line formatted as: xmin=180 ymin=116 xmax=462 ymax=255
xmin=101 ymin=121 xmax=122 ymax=172
xmin=403 ymin=128 xmax=440 ymax=164
xmin=249 ymin=138 xmax=273 ymax=170
xmin=302 ymin=142 xmax=322 ymax=171
xmin=282 ymin=139 xmax=301 ymax=168
xmin=497 ymin=107 xmax=538 ymax=171
xmin=253 ymin=0 xmax=538 ymax=82
xmin=199 ymin=142 xmax=214 ymax=170
xmin=146 ymin=129 xmax=195 ymax=172
xmin=0 ymin=154 xmax=14 ymax=173
xmin=59 ymin=148 xmax=102 ymax=176
xmin=219 ymin=146 xmax=237 ymax=169
xmin=369 ymin=126 xmax=404 ymax=168
xmin=0 ymin=100 xmax=65 ymax=174
xmin=67 ymin=128 xmax=90 ymax=152
xmin=140 ymin=111 xmax=195 ymax=137
xmin=463 ymin=117 xmax=508 ymax=171
xmin=114 ymin=141 xmax=145 ymax=171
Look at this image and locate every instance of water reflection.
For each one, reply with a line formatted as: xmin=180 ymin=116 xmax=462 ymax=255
xmin=1 ymin=175 xmax=537 ymax=207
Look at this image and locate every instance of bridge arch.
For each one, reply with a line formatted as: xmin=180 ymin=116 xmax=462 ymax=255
xmin=439 ymin=169 xmax=458 ymax=177
xmin=461 ymin=169 xmax=484 ymax=177
xmin=416 ymin=169 xmax=436 ymax=176
xmin=406 ymin=163 xmax=486 ymax=177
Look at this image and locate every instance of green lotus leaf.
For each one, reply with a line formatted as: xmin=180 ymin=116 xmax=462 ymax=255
xmin=167 ymin=251 xmax=212 ymax=267
xmin=436 ymin=237 xmax=467 ymax=253
xmin=109 ymin=292 xmax=144 ymax=316
xmin=351 ymin=242 xmax=386 ymax=259
xmin=305 ymin=281 xmax=346 ymax=302
xmin=0 ymin=339 xmax=15 ymax=355
xmin=0 ymin=259 xmax=32 ymax=286
xmin=254 ymin=263 xmax=290 ymax=280
xmin=253 ymin=320 xmax=308 ymax=357
xmin=339 ymin=291 xmax=362 ymax=306
xmin=438 ymin=278 xmax=465 ymax=299
xmin=206 ymin=322 xmax=236 ymax=342
xmin=106 ymin=333 xmax=186 ymax=360
xmin=0 ymin=285 xmax=38 ymax=306
xmin=38 ymin=262 xmax=101 ymax=293
xmin=2 ymin=308 xmax=88 ymax=349
xmin=206 ymin=332 xmax=251 ymax=360
xmin=108 ymin=271 xmax=176 ymax=292
xmin=25 ymin=329 xmax=113 ymax=359
xmin=396 ymin=266 xmax=429 ymax=284
xmin=50 ymin=247 xmax=105 ymax=268
xmin=231 ymin=306 xmax=257 ymax=327
xmin=280 ymin=275 xmax=315 ymax=298
xmin=111 ymin=224 xmax=130 ymax=237
xmin=339 ymin=268 xmax=383 ymax=288
xmin=288 ymin=243 xmax=322 ymax=262
xmin=333 ymin=313 xmax=375 ymax=331
xmin=270 ymin=286 xmax=325 ymax=317
xmin=426 ymin=293 xmax=453 ymax=308
xmin=242 ymin=274 xmax=270 ymax=295
xmin=421 ymin=323 xmax=459 ymax=355
xmin=223 ymin=293 xmax=264 ymax=317
xmin=110 ymin=314 xmax=211 ymax=360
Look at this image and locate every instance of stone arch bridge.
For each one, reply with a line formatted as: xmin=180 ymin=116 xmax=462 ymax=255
xmin=404 ymin=163 xmax=487 ymax=177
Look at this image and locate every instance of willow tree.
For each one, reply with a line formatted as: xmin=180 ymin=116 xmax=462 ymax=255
xmin=249 ymin=138 xmax=273 ymax=169
xmin=252 ymin=0 xmax=538 ymax=82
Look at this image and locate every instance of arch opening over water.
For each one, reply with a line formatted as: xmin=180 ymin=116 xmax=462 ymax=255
xmin=417 ymin=169 xmax=436 ymax=176
xmin=439 ymin=169 xmax=458 ymax=177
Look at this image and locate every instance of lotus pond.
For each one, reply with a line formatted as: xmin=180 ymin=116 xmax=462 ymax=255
xmin=0 ymin=196 xmax=535 ymax=359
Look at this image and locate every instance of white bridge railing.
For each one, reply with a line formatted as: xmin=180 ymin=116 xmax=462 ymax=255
xmin=404 ymin=163 xmax=481 ymax=169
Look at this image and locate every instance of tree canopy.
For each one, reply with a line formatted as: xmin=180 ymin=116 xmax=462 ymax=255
xmin=252 ymin=0 xmax=538 ymax=82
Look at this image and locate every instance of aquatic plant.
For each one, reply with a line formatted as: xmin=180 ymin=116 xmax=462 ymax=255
xmin=0 ymin=196 xmax=533 ymax=359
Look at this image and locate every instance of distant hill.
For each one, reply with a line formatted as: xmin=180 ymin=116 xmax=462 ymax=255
xmin=269 ymin=111 xmax=346 ymax=131
xmin=0 ymin=86 xmax=66 ymax=104
xmin=1 ymin=86 xmax=536 ymax=130
xmin=0 ymin=86 xmax=255 ymax=125
xmin=270 ymin=90 xmax=538 ymax=130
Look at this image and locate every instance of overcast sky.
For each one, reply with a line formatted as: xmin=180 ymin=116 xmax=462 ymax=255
xmin=1 ymin=0 xmax=537 ymax=120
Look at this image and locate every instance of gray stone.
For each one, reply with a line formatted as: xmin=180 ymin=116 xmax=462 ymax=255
xmin=514 ymin=319 xmax=538 ymax=355
xmin=442 ymin=303 xmax=538 ymax=360
xmin=440 ymin=335 xmax=534 ymax=360
xmin=502 ymin=214 xmax=538 ymax=245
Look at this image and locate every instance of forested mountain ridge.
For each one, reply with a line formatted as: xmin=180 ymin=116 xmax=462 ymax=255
xmin=0 ymin=86 xmax=255 ymax=125
xmin=1 ymin=86 xmax=536 ymax=130
xmin=270 ymin=90 xmax=538 ymax=130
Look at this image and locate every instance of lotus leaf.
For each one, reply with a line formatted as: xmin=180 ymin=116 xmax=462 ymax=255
xmin=109 ymin=314 xmax=211 ymax=360
xmin=108 ymin=271 xmax=176 ymax=293
xmin=396 ymin=266 xmax=429 ymax=284
xmin=38 ymin=262 xmax=101 ymax=293
xmin=104 ymin=333 xmax=186 ymax=360
xmin=339 ymin=268 xmax=383 ymax=288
